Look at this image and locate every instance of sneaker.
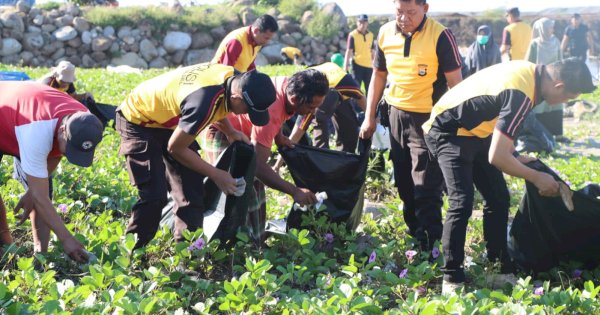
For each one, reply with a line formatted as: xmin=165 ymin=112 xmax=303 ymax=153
xmin=485 ymin=273 xmax=518 ymax=289
xmin=442 ymin=280 xmax=464 ymax=295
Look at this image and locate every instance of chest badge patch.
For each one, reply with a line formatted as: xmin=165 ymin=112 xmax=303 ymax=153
xmin=418 ymin=64 xmax=428 ymax=76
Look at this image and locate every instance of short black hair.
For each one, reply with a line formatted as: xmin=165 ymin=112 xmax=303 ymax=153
xmin=286 ymin=69 xmax=329 ymax=105
xmin=572 ymin=13 xmax=581 ymax=19
xmin=547 ymin=58 xmax=596 ymax=94
xmin=253 ymin=14 xmax=278 ymax=33
xmin=506 ymin=7 xmax=520 ymax=18
xmin=397 ymin=0 xmax=427 ymax=4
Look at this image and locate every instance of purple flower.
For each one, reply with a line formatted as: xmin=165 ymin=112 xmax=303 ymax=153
xmin=405 ymin=250 xmax=417 ymax=261
xmin=188 ymin=238 xmax=205 ymax=251
xmin=572 ymin=269 xmax=583 ymax=279
xmin=415 ymin=286 xmax=426 ymax=296
xmin=58 ymin=204 xmax=68 ymax=214
xmin=399 ymin=268 xmax=408 ymax=278
xmin=432 ymin=247 xmax=440 ymax=259
xmin=368 ymin=250 xmax=376 ymax=263
xmin=534 ymin=286 xmax=544 ymax=295
xmin=324 ymin=233 xmax=334 ymax=243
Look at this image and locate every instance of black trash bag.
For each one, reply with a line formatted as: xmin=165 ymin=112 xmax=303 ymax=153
xmin=280 ymin=138 xmax=371 ymax=231
xmin=515 ymin=114 xmax=556 ymax=153
xmin=508 ymin=160 xmax=600 ymax=273
xmin=160 ymin=141 xmax=256 ymax=246
xmin=81 ymin=98 xmax=117 ymax=128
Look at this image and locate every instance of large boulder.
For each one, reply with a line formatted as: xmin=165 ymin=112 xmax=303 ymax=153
xmin=73 ymin=17 xmax=90 ymax=32
xmin=184 ymin=48 xmax=215 ymax=65
xmin=111 ymin=52 xmax=148 ymax=69
xmin=139 ymin=38 xmax=158 ymax=61
xmin=321 ymin=3 xmax=347 ymax=30
xmin=16 ymin=0 xmax=32 ymax=14
xmin=23 ymin=32 xmax=44 ymax=50
xmin=191 ymin=32 xmax=214 ymax=49
xmin=259 ymin=43 xmax=285 ymax=64
xmin=163 ymin=31 xmax=192 ymax=52
xmin=1 ymin=12 xmax=25 ymax=33
xmin=149 ymin=57 xmax=168 ymax=68
xmin=254 ymin=52 xmax=269 ymax=67
xmin=54 ymin=26 xmax=78 ymax=41
xmin=210 ymin=26 xmax=227 ymax=40
xmin=117 ymin=26 xmax=132 ymax=39
xmin=92 ymin=36 xmax=112 ymax=52
xmin=0 ymin=38 xmax=22 ymax=56
xmin=32 ymin=14 xmax=44 ymax=26
xmin=280 ymin=34 xmax=297 ymax=47
xmin=55 ymin=14 xmax=74 ymax=28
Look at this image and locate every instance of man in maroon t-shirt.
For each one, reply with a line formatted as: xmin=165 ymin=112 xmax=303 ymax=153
xmin=0 ymin=81 xmax=104 ymax=262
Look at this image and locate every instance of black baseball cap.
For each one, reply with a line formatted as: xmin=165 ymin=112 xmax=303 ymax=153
xmin=65 ymin=111 xmax=104 ymax=167
xmin=557 ymin=58 xmax=596 ymax=94
xmin=358 ymin=14 xmax=368 ymax=22
xmin=239 ymin=70 xmax=276 ymax=126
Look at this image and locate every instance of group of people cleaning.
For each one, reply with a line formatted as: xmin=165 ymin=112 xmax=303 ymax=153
xmin=0 ymin=0 xmax=597 ymax=295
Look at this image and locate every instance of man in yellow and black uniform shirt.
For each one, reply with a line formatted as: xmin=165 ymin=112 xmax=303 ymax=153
xmin=359 ymin=0 xmax=463 ymax=252
xmin=292 ymin=62 xmax=367 ymax=152
xmin=116 ymin=63 xmax=276 ymax=249
xmin=212 ymin=14 xmax=278 ymax=72
xmin=344 ymin=14 xmax=374 ymax=91
xmin=423 ymin=59 xmax=596 ymax=291
xmin=280 ymin=46 xmax=304 ymax=65
xmin=501 ymin=7 xmax=532 ymax=61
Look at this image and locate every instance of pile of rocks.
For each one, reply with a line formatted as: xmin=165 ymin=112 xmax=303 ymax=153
xmin=0 ymin=1 xmax=351 ymax=68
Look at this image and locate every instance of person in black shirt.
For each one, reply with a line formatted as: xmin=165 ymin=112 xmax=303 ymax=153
xmin=561 ymin=13 xmax=593 ymax=62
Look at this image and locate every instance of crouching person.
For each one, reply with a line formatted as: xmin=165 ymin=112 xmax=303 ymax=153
xmin=201 ymin=69 xmax=330 ymax=242
xmin=0 ymin=81 xmax=104 ymax=262
xmin=117 ymin=63 xmax=276 ymax=249
xmin=422 ymin=59 xmax=596 ymax=294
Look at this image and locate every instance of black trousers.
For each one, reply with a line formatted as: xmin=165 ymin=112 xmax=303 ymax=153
xmin=312 ymin=89 xmax=359 ymax=153
xmin=388 ymin=107 xmax=443 ymax=250
xmin=425 ymin=133 xmax=513 ymax=283
xmin=116 ymin=112 xmax=205 ymax=249
xmin=352 ymin=62 xmax=372 ymax=91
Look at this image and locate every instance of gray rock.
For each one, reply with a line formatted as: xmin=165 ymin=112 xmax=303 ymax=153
xmin=54 ymin=26 xmax=77 ymax=41
xmin=65 ymin=4 xmax=80 ymax=17
xmin=255 ymin=52 xmax=269 ymax=66
xmin=140 ymin=38 xmax=158 ymax=61
xmin=310 ymin=40 xmax=327 ymax=56
xmin=47 ymin=9 xmax=60 ymax=19
xmin=191 ymin=32 xmax=213 ymax=49
xmin=1 ymin=12 xmax=25 ymax=33
xmin=277 ymin=19 xmax=295 ymax=34
xmin=73 ymin=17 xmax=90 ymax=32
xmin=27 ymin=25 xmax=41 ymax=33
xmin=28 ymin=8 xmax=41 ymax=19
xmin=122 ymin=36 xmax=135 ymax=45
xmin=33 ymin=14 xmax=44 ymax=26
xmin=16 ymin=0 xmax=32 ymax=14
xmin=66 ymin=55 xmax=81 ymax=66
xmin=259 ymin=43 xmax=286 ymax=64
xmin=301 ymin=11 xmax=313 ymax=27
xmin=111 ymin=52 xmax=148 ymax=69
xmin=41 ymin=24 xmax=56 ymax=33
xmin=23 ymin=32 xmax=44 ymax=50
xmin=103 ymin=26 xmax=115 ymax=38
xmin=171 ymin=49 xmax=185 ymax=65
xmin=291 ymin=32 xmax=303 ymax=40
xmin=0 ymin=38 xmax=22 ymax=56
xmin=41 ymin=41 xmax=63 ymax=56
xmin=149 ymin=57 xmax=168 ymax=68
xmin=231 ymin=0 xmax=253 ymax=6
xmin=280 ymin=34 xmax=296 ymax=46
xmin=110 ymin=42 xmax=119 ymax=53
xmin=81 ymin=31 xmax=92 ymax=45
xmin=20 ymin=51 xmax=34 ymax=64
xmin=81 ymin=54 xmax=95 ymax=68
xmin=301 ymin=36 xmax=312 ymax=45
xmin=65 ymin=47 xmax=77 ymax=56
xmin=92 ymin=36 xmax=112 ymax=52
xmin=51 ymin=47 xmax=65 ymax=60
xmin=157 ymin=46 xmax=167 ymax=57
xmin=67 ymin=37 xmax=82 ymax=48
xmin=2 ymin=55 xmax=21 ymax=64
xmin=117 ymin=26 xmax=132 ymax=39
xmin=320 ymin=3 xmax=347 ymax=29
xmin=91 ymin=51 xmax=107 ymax=62
xmin=55 ymin=15 xmax=73 ymax=28
xmin=163 ymin=31 xmax=192 ymax=52
xmin=242 ymin=11 xmax=256 ymax=26
xmin=8 ymin=29 xmax=23 ymax=42
xmin=184 ymin=48 xmax=215 ymax=65
xmin=210 ymin=26 xmax=227 ymax=40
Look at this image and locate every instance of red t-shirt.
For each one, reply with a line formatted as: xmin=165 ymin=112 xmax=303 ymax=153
xmin=0 ymin=81 xmax=87 ymax=178
xmin=228 ymin=76 xmax=292 ymax=148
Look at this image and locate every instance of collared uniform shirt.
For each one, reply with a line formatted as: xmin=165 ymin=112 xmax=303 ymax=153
xmin=212 ymin=26 xmax=260 ymax=72
xmin=347 ymin=29 xmax=374 ymax=68
xmin=374 ymin=16 xmax=462 ymax=113
xmin=502 ymin=21 xmax=533 ymax=61
xmin=119 ymin=63 xmax=233 ymax=136
xmin=423 ymin=61 xmax=542 ymax=139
